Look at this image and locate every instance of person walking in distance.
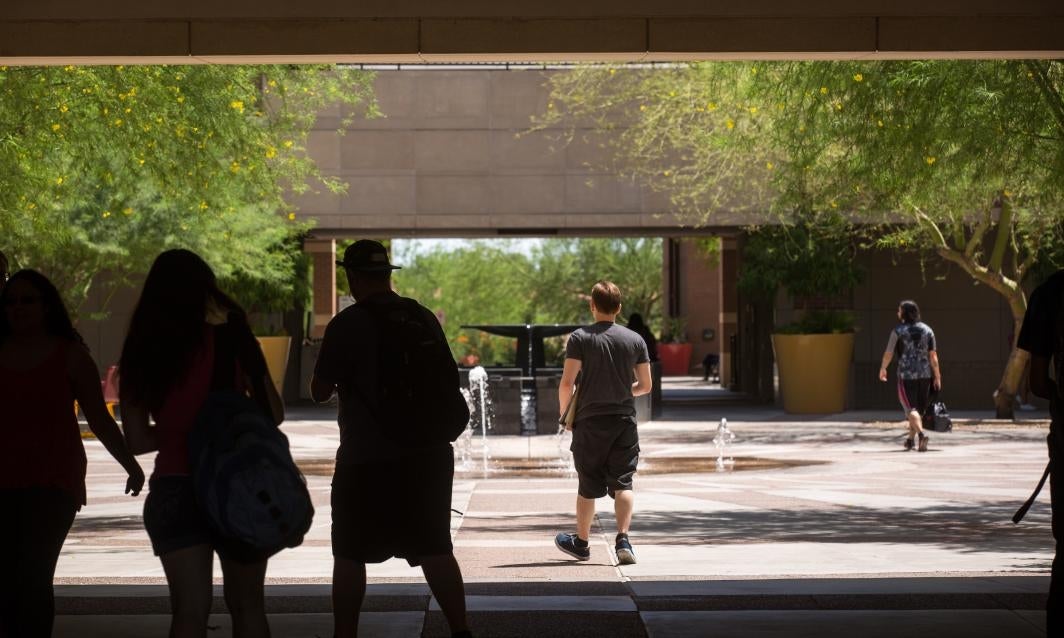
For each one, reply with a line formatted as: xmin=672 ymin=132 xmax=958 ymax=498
xmin=555 ymin=281 xmax=653 ymax=565
xmin=878 ymin=300 xmax=942 ymax=452
xmin=311 ymin=240 xmax=471 ymax=638
xmin=1016 ymin=268 xmax=1064 ymax=633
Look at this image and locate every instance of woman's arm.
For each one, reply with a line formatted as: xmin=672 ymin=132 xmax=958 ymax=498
xmin=878 ymin=351 xmax=893 ymax=382
xmin=929 ymin=350 xmax=942 ymax=391
xmin=68 ymin=346 xmax=145 ymax=496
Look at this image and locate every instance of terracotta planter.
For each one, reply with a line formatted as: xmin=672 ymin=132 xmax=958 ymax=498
xmin=772 ymin=333 xmax=854 ymax=414
xmin=659 ymin=342 xmax=694 ymax=376
xmin=257 ymin=336 xmax=292 ymax=398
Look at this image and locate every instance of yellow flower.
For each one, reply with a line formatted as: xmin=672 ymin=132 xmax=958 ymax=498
xmin=820 ymin=86 xmax=829 ymax=95
xmin=663 ymin=170 xmax=672 ymax=177
xmin=64 ymin=65 xmax=75 ymax=72
xmin=55 ymin=176 xmax=64 ymax=185
xmin=877 ymin=120 xmax=884 ymax=127
xmin=547 ymin=102 xmax=554 ymax=110
xmin=829 ymin=201 xmax=838 ymax=209
xmin=834 ymin=102 xmax=843 ymax=111
xmin=113 ymin=118 xmax=123 ymax=126
xmin=639 ymin=104 xmax=646 ymax=111
xmin=707 ymin=102 xmax=718 ymax=111
xmin=102 ymin=210 xmax=112 ymax=218
xmin=609 ymin=68 xmax=616 ymax=75
xmin=765 ymin=162 xmax=774 ymax=170
xmin=1004 ymin=189 xmax=1013 ymax=197
xmin=748 ymin=106 xmax=759 ymax=115
xmin=669 ymin=91 xmax=676 ymax=97
xmin=138 ymin=158 xmax=145 ymax=166
xmin=287 ymin=212 xmax=297 ymax=221
xmin=853 ymin=73 xmax=864 ymax=82
xmin=230 ymin=161 xmax=241 ymax=173
xmin=230 ymin=100 xmax=245 ymax=113
xmin=123 ymin=207 xmax=133 ymax=216
xmin=59 ymin=104 xmax=68 ymax=113
xmin=725 ymin=118 xmax=735 ymax=130
xmin=283 ymin=140 xmax=293 ymax=148
xmin=751 ymin=66 xmax=759 ymax=75
xmin=925 ymin=156 xmax=936 ymax=165
xmin=176 ymin=95 xmax=185 ymax=103
xmin=51 ymin=123 xmax=61 ymax=132
xmin=267 ymin=79 xmax=277 ymax=87
xmin=265 ymin=146 xmax=277 ymax=158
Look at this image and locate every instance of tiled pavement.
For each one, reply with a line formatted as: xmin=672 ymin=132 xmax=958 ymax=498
xmin=54 ymin=399 xmax=1056 ymax=636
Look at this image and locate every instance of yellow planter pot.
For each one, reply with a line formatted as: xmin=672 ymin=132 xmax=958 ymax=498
xmin=256 ymin=336 xmax=292 ymax=398
xmin=772 ymin=333 xmax=854 ymax=414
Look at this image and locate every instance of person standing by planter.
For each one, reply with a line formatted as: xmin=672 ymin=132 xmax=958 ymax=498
xmin=878 ymin=300 xmax=941 ymax=452
xmin=555 ymin=281 xmax=653 ymax=565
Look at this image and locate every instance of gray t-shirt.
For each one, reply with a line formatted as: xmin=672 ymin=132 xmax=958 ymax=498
xmin=565 ymin=321 xmax=650 ymax=421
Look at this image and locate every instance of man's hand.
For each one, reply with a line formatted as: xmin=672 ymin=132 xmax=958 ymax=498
xmin=878 ymin=367 xmax=888 ymax=382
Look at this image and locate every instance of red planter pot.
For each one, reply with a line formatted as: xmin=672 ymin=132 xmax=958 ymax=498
xmin=658 ymin=342 xmax=693 ymax=376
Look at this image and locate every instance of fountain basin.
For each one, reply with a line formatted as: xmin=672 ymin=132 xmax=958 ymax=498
xmin=297 ymin=456 xmax=824 ymax=479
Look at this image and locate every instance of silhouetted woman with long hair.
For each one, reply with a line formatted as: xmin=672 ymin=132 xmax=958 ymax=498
xmin=0 ymin=269 xmax=144 ymax=637
xmin=120 ymin=249 xmax=283 ymax=638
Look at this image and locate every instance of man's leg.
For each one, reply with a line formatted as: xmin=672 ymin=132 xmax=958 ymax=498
xmin=333 ymin=558 xmax=367 ymax=638
xmin=421 ymin=554 xmax=469 ymax=634
xmin=576 ymin=494 xmax=596 ymax=541
xmin=614 ymin=490 xmax=634 ymax=535
xmin=1048 ymin=430 xmax=1063 ymax=634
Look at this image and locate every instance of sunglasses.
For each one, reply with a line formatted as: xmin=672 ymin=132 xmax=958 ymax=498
xmin=3 ymin=295 xmax=41 ymax=307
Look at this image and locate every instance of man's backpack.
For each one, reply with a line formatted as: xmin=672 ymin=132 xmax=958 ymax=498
xmin=356 ymin=297 xmax=470 ymax=447
xmin=188 ymin=321 xmax=314 ymax=557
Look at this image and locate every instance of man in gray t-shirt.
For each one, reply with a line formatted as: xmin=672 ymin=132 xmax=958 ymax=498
xmin=554 ymin=281 xmax=652 ymax=566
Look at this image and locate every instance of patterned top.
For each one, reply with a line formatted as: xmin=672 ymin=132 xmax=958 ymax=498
xmin=885 ymin=322 xmax=937 ymax=380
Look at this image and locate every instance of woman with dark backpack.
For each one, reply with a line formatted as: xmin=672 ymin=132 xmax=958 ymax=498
xmin=120 ymin=249 xmax=284 ymax=638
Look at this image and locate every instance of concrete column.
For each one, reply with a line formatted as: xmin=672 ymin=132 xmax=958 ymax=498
xmin=305 ymin=238 xmax=336 ymax=339
xmin=719 ymin=237 xmax=739 ymax=388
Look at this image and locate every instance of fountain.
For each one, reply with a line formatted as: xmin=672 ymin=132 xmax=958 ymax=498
xmin=713 ymin=417 xmax=736 ymax=471
xmin=456 ymin=366 xmax=493 ymax=472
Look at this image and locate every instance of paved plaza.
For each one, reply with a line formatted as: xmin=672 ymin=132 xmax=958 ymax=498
xmin=55 ymin=385 xmax=1055 ymax=636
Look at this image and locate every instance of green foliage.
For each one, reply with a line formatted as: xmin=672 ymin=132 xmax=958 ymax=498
xmin=544 ymin=60 xmax=1064 ymax=318
xmin=775 ymin=310 xmax=855 ymax=335
xmin=738 ymin=216 xmax=864 ymax=301
xmin=0 ymin=64 xmax=377 ymax=314
xmin=389 ymin=238 xmax=664 ymax=362
xmin=660 ymin=315 xmax=688 ymax=343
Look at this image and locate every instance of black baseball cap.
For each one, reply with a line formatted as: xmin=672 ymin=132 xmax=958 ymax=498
xmin=336 ymin=239 xmax=402 ymax=272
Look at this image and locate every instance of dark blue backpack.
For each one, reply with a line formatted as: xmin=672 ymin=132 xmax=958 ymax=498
xmin=188 ymin=321 xmax=313 ymax=557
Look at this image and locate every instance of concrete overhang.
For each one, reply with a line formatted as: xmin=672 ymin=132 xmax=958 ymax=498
xmin=1 ymin=1 xmax=1062 ymax=65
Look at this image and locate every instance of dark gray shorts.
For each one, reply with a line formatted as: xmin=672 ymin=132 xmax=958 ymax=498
xmin=570 ymin=415 xmax=639 ymax=499
xmin=331 ymin=445 xmax=455 ymax=566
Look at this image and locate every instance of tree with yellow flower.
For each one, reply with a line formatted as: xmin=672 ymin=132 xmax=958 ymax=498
xmin=0 ymin=64 xmax=378 ymax=317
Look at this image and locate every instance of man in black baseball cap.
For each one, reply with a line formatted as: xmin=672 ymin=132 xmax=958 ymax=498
xmin=312 ymin=239 xmax=471 ymax=638
xmin=335 ymin=239 xmax=402 ymax=273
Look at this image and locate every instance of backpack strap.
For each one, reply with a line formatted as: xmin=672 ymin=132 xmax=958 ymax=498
xmin=211 ymin=315 xmax=273 ymax=420
xmin=1012 ymin=462 xmax=1051 ymax=524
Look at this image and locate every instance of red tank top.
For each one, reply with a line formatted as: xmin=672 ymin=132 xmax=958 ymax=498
xmin=151 ymin=327 xmax=214 ymax=477
xmin=0 ymin=341 xmax=87 ymax=506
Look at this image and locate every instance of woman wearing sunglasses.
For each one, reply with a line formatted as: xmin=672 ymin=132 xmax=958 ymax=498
xmin=0 ymin=269 xmax=145 ymax=638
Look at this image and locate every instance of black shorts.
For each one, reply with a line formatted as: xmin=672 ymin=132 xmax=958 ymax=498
xmin=898 ymin=378 xmax=933 ymax=417
xmin=570 ymin=415 xmax=639 ymax=499
xmin=331 ymin=445 xmax=454 ymax=566
xmin=143 ymin=476 xmax=260 ymax=563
